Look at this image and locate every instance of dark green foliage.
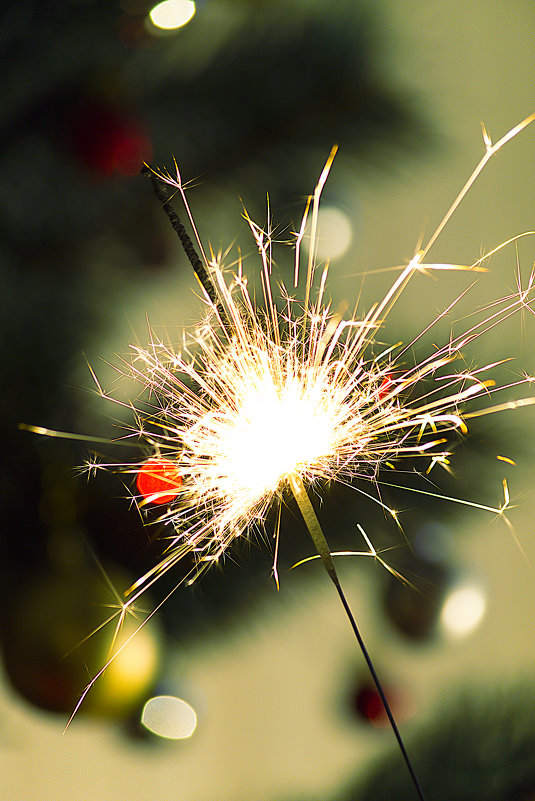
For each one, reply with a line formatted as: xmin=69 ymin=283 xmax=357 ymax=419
xmin=347 ymin=688 xmax=535 ymax=801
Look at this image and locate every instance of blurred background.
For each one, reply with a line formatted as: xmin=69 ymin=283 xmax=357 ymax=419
xmin=1 ymin=1 xmax=535 ymax=799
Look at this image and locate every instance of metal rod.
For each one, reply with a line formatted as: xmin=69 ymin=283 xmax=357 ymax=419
xmin=289 ymin=472 xmax=427 ymax=801
xmin=142 ymin=165 xmax=230 ymax=328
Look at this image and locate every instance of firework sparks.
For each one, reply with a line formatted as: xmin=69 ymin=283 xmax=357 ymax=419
xmin=95 ymin=118 xmax=535 ymax=608
xmin=26 ymin=116 xmax=535 ymax=791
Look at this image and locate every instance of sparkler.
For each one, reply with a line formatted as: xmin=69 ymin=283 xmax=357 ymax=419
xmin=117 ymin=116 xmax=535 ymax=607
xmin=23 ymin=114 xmax=535 ymax=799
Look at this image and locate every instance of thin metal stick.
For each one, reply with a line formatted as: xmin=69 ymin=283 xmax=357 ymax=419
xmin=141 ymin=166 xmax=230 ymax=328
xmin=289 ymin=473 xmax=427 ymax=801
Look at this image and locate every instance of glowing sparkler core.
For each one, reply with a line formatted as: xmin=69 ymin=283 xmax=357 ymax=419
xmin=207 ymin=360 xmax=343 ymax=498
xmin=177 ymin=313 xmax=369 ymax=532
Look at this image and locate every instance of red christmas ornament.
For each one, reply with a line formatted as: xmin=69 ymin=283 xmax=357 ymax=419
xmin=351 ymin=676 xmax=415 ymax=729
xmin=355 ymin=684 xmax=388 ymax=726
xmin=378 ymin=374 xmax=393 ymax=400
xmin=136 ymin=458 xmax=182 ymax=505
xmin=69 ymin=100 xmax=153 ymax=177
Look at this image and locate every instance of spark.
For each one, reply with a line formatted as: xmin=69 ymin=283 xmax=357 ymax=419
xmin=17 ymin=423 xmax=138 ymax=446
xmin=497 ymin=455 xmax=516 ymax=466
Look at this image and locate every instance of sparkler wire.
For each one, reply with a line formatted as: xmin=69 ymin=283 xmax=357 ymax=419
xmin=289 ymin=472 xmax=427 ymax=801
xmin=141 ymin=165 xmax=230 ymax=328
xmin=145 ymin=169 xmax=427 ymax=801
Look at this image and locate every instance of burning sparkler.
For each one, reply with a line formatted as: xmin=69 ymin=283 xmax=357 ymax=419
xmin=117 ymin=116 xmax=535 ymax=604
xmin=22 ymin=114 xmax=535 ymax=800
